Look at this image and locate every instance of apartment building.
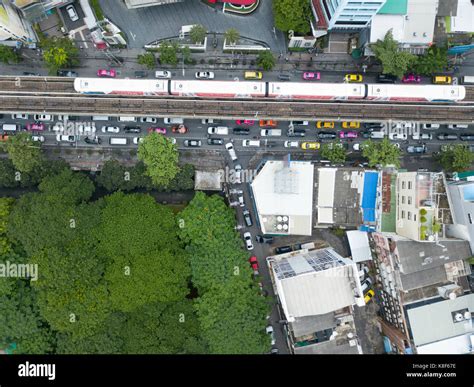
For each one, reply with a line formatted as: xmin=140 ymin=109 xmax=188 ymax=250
xmin=0 ymin=0 xmax=32 ymax=43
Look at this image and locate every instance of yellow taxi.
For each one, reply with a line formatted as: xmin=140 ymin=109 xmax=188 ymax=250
xmin=345 ymin=73 xmax=363 ymax=83
xmin=244 ymin=71 xmax=263 ymax=80
xmin=432 ymin=75 xmax=452 ymax=84
xmin=342 ymin=121 xmax=360 ymax=129
xmin=364 ymin=289 xmax=375 ymax=304
xmin=301 ymin=142 xmax=320 ymax=150
xmin=316 ymin=121 xmax=335 ymax=129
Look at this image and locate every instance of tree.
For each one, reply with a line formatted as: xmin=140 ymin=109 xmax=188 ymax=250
xmin=0 ymin=198 xmax=14 ymax=256
xmin=196 ymin=277 xmax=270 ymax=354
xmin=415 ymin=46 xmax=448 ymax=76
xmin=189 ymin=24 xmax=207 ymax=45
xmin=158 ymin=41 xmax=179 ymax=66
xmin=6 ymin=132 xmax=43 ymax=173
xmin=320 ymin=141 xmax=347 ymax=164
xmin=273 ymin=0 xmax=311 ymax=34
xmin=224 ymin=28 xmax=240 ymax=45
xmin=0 ymin=46 xmax=21 ymax=64
xmin=163 ymin=163 xmax=195 ymax=191
xmin=41 ymin=37 xmax=79 ymax=74
xmin=437 ymin=144 xmax=474 ymax=172
xmin=137 ymin=132 xmax=180 ymax=188
xmin=371 ymin=30 xmax=417 ymax=78
xmin=257 ymin=51 xmax=275 ymax=71
xmin=362 ymin=138 xmax=401 ymax=168
xmin=137 ymin=52 xmax=156 ymax=70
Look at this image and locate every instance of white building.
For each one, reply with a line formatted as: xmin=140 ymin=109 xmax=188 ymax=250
xmin=317 ymin=0 xmax=388 ymax=30
xmin=0 ymin=1 xmax=32 ymax=43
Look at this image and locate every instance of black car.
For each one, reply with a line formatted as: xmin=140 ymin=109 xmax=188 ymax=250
xmin=364 ymin=122 xmax=384 ymax=130
xmin=275 ymin=245 xmax=292 ymax=254
xmin=287 ymin=128 xmax=306 ymax=137
xmin=84 ymin=136 xmax=102 ymax=144
xmin=124 ymin=126 xmax=141 ymax=133
xmin=243 ymin=209 xmax=253 ymax=227
xmin=207 ymin=138 xmax=224 ymax=145
xmin=256 ymin=235 xmax=274 ymax=244
xmin=377 ymin=74 xmax=397 ymax=83
xmin=318 ymin=131 xmax=337 ymax=140
xmin=360 ymin=131 xmax=371 ymax=139
xmin=278 ymin=73 xmax=291 ymax=81
xmin=23 ymin=72 xmax=41 ymax=76
xmin=233 ymin=127 xmax=250 ymax=135
xmin=184 ymin=139 xmax=202 ymax=147
xmin=460 ymin=134 xmax=474 ymax=141
xmin=437 ymin=133 xmax=458 ymax=140
xmin=134 ymin=70 xmax=148 ymax=78
xmin=57 ymin=70 xmax=78 ymax=77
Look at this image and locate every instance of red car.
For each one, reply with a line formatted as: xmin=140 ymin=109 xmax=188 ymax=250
xmin=26 ymin=123 xmax=45 ymax=131
xmin=249 ymin=256 xmax=259 ymax=275
xmin=302 ymin=72 xmax=321 ymax=81
xmin=402 ymin=74 xmax=421 ymax=83
xmin=339 ymin=131 xmax=358 ymax=139
xmin=97 ymin=69 xmax=116 ymax=78
xmin=236 ymin=119 xmax=255 ymax=126
xmin=147 ymin=127 xmax=167 ymax=134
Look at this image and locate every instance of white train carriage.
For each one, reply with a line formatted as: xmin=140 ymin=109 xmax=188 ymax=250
xmin=74 ymin=78 xmax=169 ymax=95
xmin=367 ymin=84 xmax=466 ymax=102
xmin=267 ymin=82 xmax=366 ymax=100
xmin=170 ymin=80 xmax=266 ymax=98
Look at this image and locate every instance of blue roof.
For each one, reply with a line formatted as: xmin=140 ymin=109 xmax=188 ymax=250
xmin=361 ymin=172 xmax=378 ymax=223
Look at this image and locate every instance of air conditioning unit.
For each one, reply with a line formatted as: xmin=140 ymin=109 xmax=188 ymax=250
xmin=437 ymin=284 xmax=463 ymax=300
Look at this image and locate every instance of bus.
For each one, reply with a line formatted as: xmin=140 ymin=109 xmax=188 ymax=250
xmin=461 ymin=76 xmax=474 ymax=85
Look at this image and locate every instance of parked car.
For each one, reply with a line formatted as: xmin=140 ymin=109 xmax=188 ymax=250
xmin=339 ymin=131 xmax=358 ymax=139
xmin=256 ymin=235 xmax=274 ymax=244
xmin=140 ymin=117 xmax=157 ymax=123
xmin=389 ymin=132 xmax=408 ymax=140
xmin=184 ymin=139 xmax=201 ymax=147
xmin=287 ymin=128 xmax=306 ymax=137
xmin=11 ymin=113 xmax=28 ymax=120
xmin=259 ymin=120 xmax=277 ymax=127
xmin=364 ymin=289 xmax=375 ymax=304
xmin=364 ymin=122 xmax=384 ymax=130
xmin=207 ymin=126 xmax=229 ymax=135
xmin=284 ymin=140 xmax=299 ymax=148
xmin=201 ymin=118 xmax=222 ymax=124
xmin=66 ymin=4 xmax=79 ymax=22
xmin=249 ymin=256 xmax=259 ymax=275
xmin=23 ymin=72 xmax=40 ymax=76
xmin=155 ymin=70 xmax=171 ymax=79
xmin=275 ymin=245 xmax=292 ymax=254
xmin=134 ymin=70 xmax=148 ymax=78
xmin=77 ymin=124 xmax=96 ymax=134
xmin=422 ymin=123 xmax=440 ymax=130
xmin=132 ymin=137 xmax=144 ymax=145
xmin=124 ymin=126 xmax=142 ymax=133
xmin=460 ymin=134 xmax=474 ymax=141
xmin=448 ymin=124 xmax=469 ymax=130
xmin=316 ymin=121 xmax=335 ymax=129
xmin=412 ymin=132 xmax=432 ymax=140
xmin=101 ymin=126 xmax=120 ymax=133
xmin=57 ymin=70 xmax=78 ymax=77
xmin=97 ymin=69 xmax=116 ymax=78
xmin=195 ymin=71 xmax=214 ymax=79
xmin=302 ymin=71 xmax=321 ymax=80
xmin=407 ymin=145 xmax=427 ymax=153
xmin=301 ymin=141 xmax=320 ymax=150
xmin=377 ymin=74 xmax=397 ymax=83
xmin=402 ymin=74 xmax=421 ymax=83
xmin=437 ymin=133 xmax=458 ymax=140
xmin=207 ymin=138 xmax=224 ymax=145
xmin=243 ymin=232 xmax=254 ymax=251
xmin=56 ymin=134 xmax=75 ymax=143
xmin=317 ymin=131 xmax=337 ymax=140
xmin=233 ymin=127 xmax=250 ymax=135
xmin=266 ymin=326 xmax=276 ymax=346
xmin=345 ymin=73 xmax=363 ymax=83
xmin=235 ymin=119 xmax=254 ymax=126
xmin=147 ymin=127 xmax=166 ymax=134
xmin=342 ymin=121 xmax=360 ymax=129
xmin=171 ymin=124 xmax=187 ymax=134
xmin=33 ymin=114 xmax=53 ymax=121
xmin=234 ymin=164 xmax=242 ymax=184
xmin=26 ymin=123 xmax=45 ymax=131
xmin=243 ymin=209 xmax=253 ymax=227
xmin=31 ymin=135 xmax=45 ymax=143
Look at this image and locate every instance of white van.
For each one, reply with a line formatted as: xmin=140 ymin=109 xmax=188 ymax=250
xmin=109 ymin=137 xmax=128 ymax=145
xmin=370 ymin=131 xmax=386 ymax=139
xmin=208 ymin=126 xmax=229 ymax=135
xmin=2 ymin=124 xmax=17 ymax=132
xmin=242 ymin=140 xmax=261 ymax=147
xmin=164 ymin=117 xmax=184 ymax=124
xmin=260 ymin=129 xmax=282 ymax=137
xmin=118 ymin=116 xmax=137 ymax=122
xmin=92 ymin=116 xmax=110 ymax=121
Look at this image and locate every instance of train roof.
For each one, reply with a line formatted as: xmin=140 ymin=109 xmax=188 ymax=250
xmin=170 ymin=80 xmax=266 ymax=97
xmin=74 ymin=78 xmax=168 ymax=94
xmin=268 ymin=82 xmax=366 ymax=98
xmin=367 ymin=84 xmax=466 ymax=101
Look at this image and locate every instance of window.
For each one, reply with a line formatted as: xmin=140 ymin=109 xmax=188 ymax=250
xmin=469 ymin=213 xmax=473 ymax=224
xmin=401 ymin=196 xmax=405 ymax=204
xmin=401 ymin=211 xmax=405 ymax=219
xmin=408 ymin=181 xmax=412 ymax=190
xmin=407 ymin=196 xmax=412 ymax=205
xmin=402 ymin=181 xmax=406 ymax=189
xmin=407 ymin=212 xmax=411 ymax=220
xmin=414 ymin=214 xmax=417 ymax=222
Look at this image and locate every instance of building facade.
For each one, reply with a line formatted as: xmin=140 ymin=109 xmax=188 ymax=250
xmin=0 ymin=0 xmax=31 ymax=42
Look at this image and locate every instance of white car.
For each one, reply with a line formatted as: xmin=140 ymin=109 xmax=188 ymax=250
xmin=389 ymin=132 xmax=407 ymax=140
xmin=101 ymin=126 xmax=120 ymax=133
xmin=448 ymin=124 xmax=469 ymax=129
xmin=266 ymin=326 xmax=276 ymax=346
xmin=31 ymin=135 xmax=44 ymax=143
xmin=11 ymin=113 xmax=28 ymax=120
xmin=422 ymin=123 xmax=440 ymax=130
xmin=56 ymin=134 xmax=75 ymax=142
xmin=243 ymin=232 xmax=254 ymax=251
xmin=77 ymin=125 xmax=96 ymax=134
xmin=195 ymin=71 xmax=214 ymax=80
xmin=207 ymin=126 xmax=229 ymax=135
xmin=394 ymin=122 xmax=415 ymax=130
xmin=155 ymin=70 xmax=171 ymax=79
xmin=412 ymin=132 xmax=432 ymax=140
xmin=225 ymin=142 xmax=238 ymax=161
xmin=284 ymin=141 xmax=299 ymax=148
xmin=133 ymin=137 xmax=144 ymax=145
xmin=66 ymin=5 xmax=79 ymax=22
xmin=140 ymin=117 xmax=158 ymax=123
xmin=234 ymin=164 xmax=242 ymax=184
xmin=52 ymin=123 xmax=64 ymax=132
xmin=57 ymin=115 xmax=69 ymax=121
xmin=238 ymin=195 xmax=245 ymax=207
xmin=34 ymin=114 xmax=53 ymax=121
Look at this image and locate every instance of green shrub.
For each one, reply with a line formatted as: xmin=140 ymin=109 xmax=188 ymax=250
xmin=420 ymin=208 xmax=427 ymax=216
xmin=420 ymin=216 xmax=427 ymax=223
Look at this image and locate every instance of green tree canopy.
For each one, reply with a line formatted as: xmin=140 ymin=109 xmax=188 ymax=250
xmin=362 ymin=138 xmax=401 ymax=168
xmin=257 ymin=50 xmax=275 ymax=71
xmin=415 ymin=45 xmax=448 ymax=76
xmin=371 ymin=30 xmax=417 ymax=78
xmin=0 ymin=45 xmax=21 ymax=64
xmin=6 ymin=132 xmax=43 ymax=173
xmin=320 ymin=141 xmax=347 ymax=164
xmin=224 ymin=28 xmax=240 ymax=45
xmin=158 ymin=41 xmax=179 ymax=66
xmin=41 ymin=37 xmax=79 ymax=74
xmin=273 ymin=0 xmax=311 ymax=34
xmin=189 ymin=24 xmax=207 ymax=44
xmin=137 ymin=52 xmax=156 ymax=69
xmin=137 ymin=133 xmax=180 ymax=188
xmin=438 ymin=144 xmax=474 ymax=172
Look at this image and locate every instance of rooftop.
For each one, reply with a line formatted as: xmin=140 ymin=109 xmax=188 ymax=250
xmin=251 ymin=160 xmax=314 ymax=236
xmin=450 ymin=0 xmax=473 ymax=33
xmin=194 ymin=170 xmax=222 ymax=191
xmin=378 ymin=0 xmax=408 ymax=15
